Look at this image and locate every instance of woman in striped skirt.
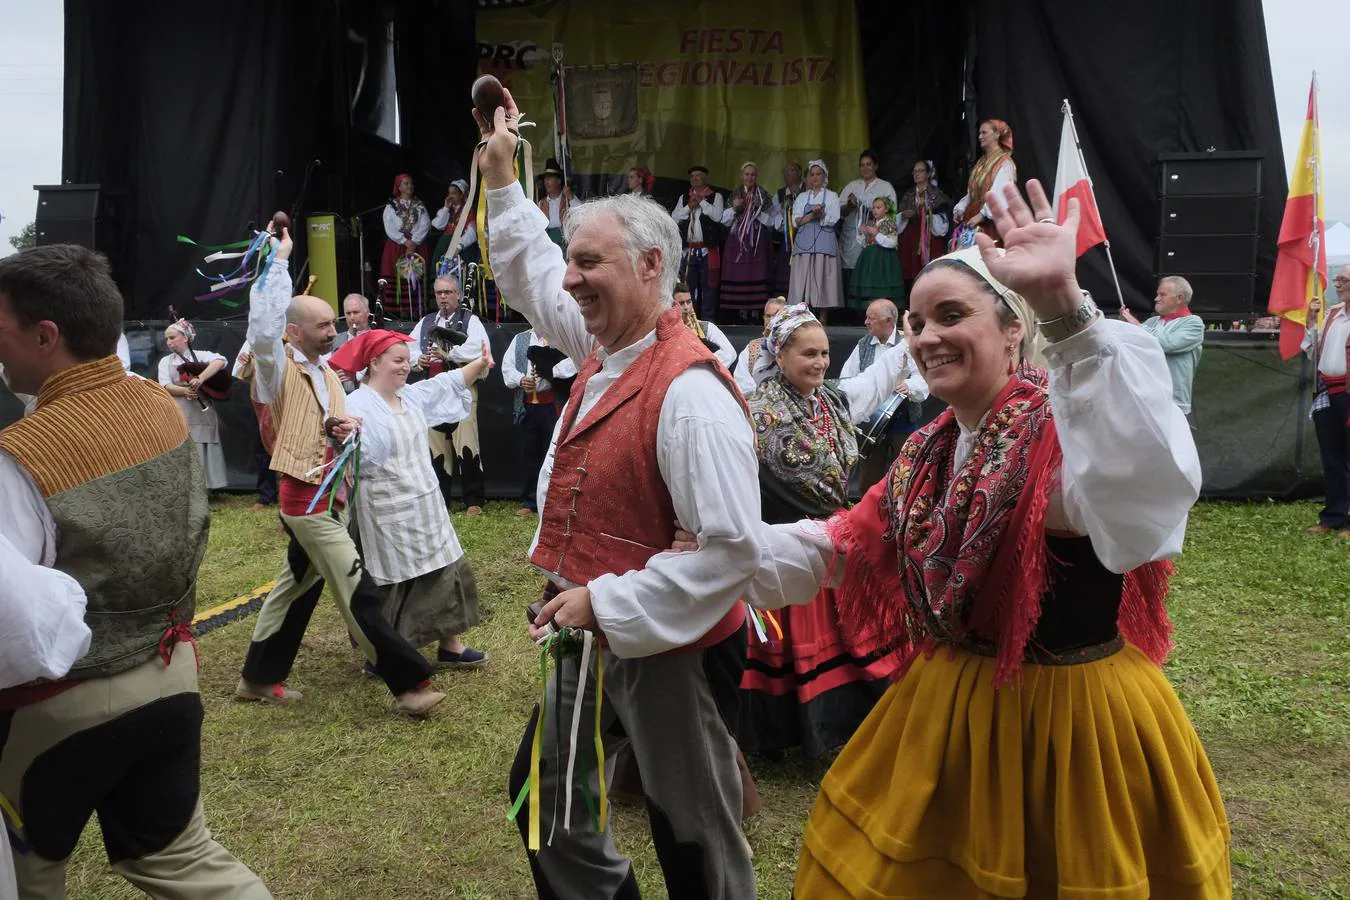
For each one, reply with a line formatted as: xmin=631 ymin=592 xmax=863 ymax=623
xmin=331 ymin=329 xmax=494 ymax=670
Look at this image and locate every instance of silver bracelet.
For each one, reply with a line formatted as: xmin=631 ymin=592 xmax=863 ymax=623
xmin=1037 ymin=293 xmax=1100 ymax=342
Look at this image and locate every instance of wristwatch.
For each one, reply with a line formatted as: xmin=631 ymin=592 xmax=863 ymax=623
xmin=1037 ymin=292 xmax=1100 ymax=342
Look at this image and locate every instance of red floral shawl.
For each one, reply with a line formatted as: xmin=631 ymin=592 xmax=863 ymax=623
xmin=829 ymin=366 xmax=1174 ymax=686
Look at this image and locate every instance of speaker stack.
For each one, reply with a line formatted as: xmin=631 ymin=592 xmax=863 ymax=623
xmin=1155 ymin=151 xmax=1262 ymax=319
xmin=32 ymin=183 xmax=133 ymax=297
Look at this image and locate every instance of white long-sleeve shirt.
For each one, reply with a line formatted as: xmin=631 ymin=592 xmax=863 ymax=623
xmin=247 ymin=258 xmax=336 ymax=415
xmin=672 ymin=191 xmax=725 ymax=244
xmin=489 ymin=182 xmax=763 ymax=659
xmin=839 ymin=329 xmax=930 ymax=405
xmin=383 ymin=201 xmax=430 ymax=245
xmin=719 ymin=199 xmax=773 ymax=229
xmin=791 ymin=189 xmax=841 ymax=230
xmin=408 ymin=312 xmax=494 ymax=367
xmin=740 ymin=318 xmax=1201 ymax=611
xmin=733 ymin=339 xmax=764 ymax=396
xmin=501 ymin=331 xmax=578 ymax=392
xmin=701 ymin=320 xmax=738 ymax=370
xmin=1302 ymin=304 xmax=1349 ymax=378
xmin=954 ymin=160 xmax=1018 ymax=223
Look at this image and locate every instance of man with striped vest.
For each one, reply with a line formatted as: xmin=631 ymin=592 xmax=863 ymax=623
xmin=235 ymin=227 xmax=445 ymax=718
xmin=0 ymin=244 xmax=270 ymax=896
xmin=483 ymin=95 xmax=762 ymax=899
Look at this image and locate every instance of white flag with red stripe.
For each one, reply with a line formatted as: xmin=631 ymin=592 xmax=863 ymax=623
xmin=1053 ymin=109 xmax=1107 ymax=256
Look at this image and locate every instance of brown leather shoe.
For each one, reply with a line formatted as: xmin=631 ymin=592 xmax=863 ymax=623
xmin=235 ymin=678 xmax=303 ymax=704
xmin=1307 ymin=524 xmax=1333 ymax=535
xmin=516 ymin=507 xmax=536 ymax=517
xmin=466 ymin=506 xmax=484 ymax=517
xmin=394 ymin=688 xmax=446 ymax=718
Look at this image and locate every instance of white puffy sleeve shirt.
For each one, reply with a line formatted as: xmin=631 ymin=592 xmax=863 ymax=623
xmin=742 ymin=318 xmax=1201 ymax=609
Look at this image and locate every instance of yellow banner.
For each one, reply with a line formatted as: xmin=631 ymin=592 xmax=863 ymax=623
xmin=305 ymin=214 xmax=339 ymax=313
xmin=478 ymin=0 xmax=868 ymax=194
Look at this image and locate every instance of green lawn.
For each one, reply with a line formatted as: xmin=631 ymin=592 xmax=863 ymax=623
xmin=62 ymin=497 xmax=1349 ymax=898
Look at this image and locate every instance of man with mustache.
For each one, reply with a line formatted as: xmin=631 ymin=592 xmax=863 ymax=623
xmin=234 ymin=228 xmax=445 ymax=718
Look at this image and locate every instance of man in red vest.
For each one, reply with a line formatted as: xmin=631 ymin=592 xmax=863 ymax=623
xmin=479 ymin=94 xmax=761 ymax=898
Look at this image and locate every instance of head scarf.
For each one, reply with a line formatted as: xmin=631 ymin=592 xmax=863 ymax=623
xmin=982 ymin=118 xmax=1015 ymax=153
xmin=391 ymin=173 xmax=413 ymax=198
xmin=450 ymin=178 xmax=468 ymax=195
xmin=166 ymin=318 xmax=196 ymax=343
xmin=631 ymin=166 xmax=655 ymax=194
xmin=806 ymin=159 xmax=829 ymax=186
xmin=328 ymin=328 xmax=414 ymax=379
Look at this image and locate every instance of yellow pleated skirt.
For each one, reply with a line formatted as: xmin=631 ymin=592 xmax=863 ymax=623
xmin=795 ymin=643 xmax=1231 ymax=899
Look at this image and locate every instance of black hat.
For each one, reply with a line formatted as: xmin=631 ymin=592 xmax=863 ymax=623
xmin=688 ymin=165 xmax=710 ymax=175
xmin=542 ymin=158 xmax=564 ymax=177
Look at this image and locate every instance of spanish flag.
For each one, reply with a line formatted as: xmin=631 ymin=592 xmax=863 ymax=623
xmin=1268 ymin=75 xmax=1327 ymax=359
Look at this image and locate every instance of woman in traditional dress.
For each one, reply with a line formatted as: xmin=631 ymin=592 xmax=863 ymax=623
xmin=718 ymin=162 xmax=775 ymax=319
xmin=330 ymin=329 xmax=494 ymax=670
xmin=738 ymin=304 xmax=913 ymax=758
xmin=715 ymin=181 xmax=1230 ymax=896
xmin=848 ymin=196 xmax=904 ymax=308
xmin=788 ymin=160 xmax=842 ymax=324
xmin=896 ymin=159 xmax=952 ymax=287
xmin=380 ymin=173 xmax=432 ymax=316
xmin=626 ymin=165 xmax=655 ymax=197
xmin=951 ymin=119 xmax=1016 ymax=249
xmin=772 ymin=162 xmax=805 ymax=296
xmin=430 ymin=178 xmax=469 ymax=275
xmin=157 ymin=318 xmax=228 ymax=491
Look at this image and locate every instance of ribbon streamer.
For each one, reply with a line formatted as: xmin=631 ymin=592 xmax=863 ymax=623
xmin=561 ymin=630 xmax=593 ymax=833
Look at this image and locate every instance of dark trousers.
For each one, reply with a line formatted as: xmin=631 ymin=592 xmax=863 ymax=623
xmin=519 ymin=402 xmax=558 ymax=509
xmin=452 ymin=446 xmax=486 ymax=508
xmin=253 ymin=432 xmax=277 ymax=505
xmin=1313 ymin=393 xmax=1350 ymax=529
xmin=683 ymin=250 xmax=718 ymax=319
xmin=242 ymin=512 xmax=435 ymax=696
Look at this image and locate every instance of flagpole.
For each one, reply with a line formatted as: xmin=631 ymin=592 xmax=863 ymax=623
xmin=1309 ymin=71 xmax=1323 ymax=378
xmin=1062 ymin=98 xmax=1126 ymax=312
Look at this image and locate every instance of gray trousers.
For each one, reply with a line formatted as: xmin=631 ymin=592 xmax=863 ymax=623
xmin=508 ymin=629 xmax=754 ymax=899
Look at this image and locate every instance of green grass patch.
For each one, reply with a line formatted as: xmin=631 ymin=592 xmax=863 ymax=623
xmin=59 ymin=497 xmax=1349 ymax=897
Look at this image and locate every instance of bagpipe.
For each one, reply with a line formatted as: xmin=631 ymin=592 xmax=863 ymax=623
xmin=526 ymin=342 xmax=574 ymax=404
xmin=424 ymin=324 xmax=471 ymax=438
xmin=167 ymin=306 xmax=232 ymax=409
xmin=679 ymin=301 xmax=723 ymax=357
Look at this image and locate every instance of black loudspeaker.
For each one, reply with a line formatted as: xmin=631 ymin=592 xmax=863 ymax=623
xmin=33 ymin=183 xmax=133 ymax=297
xmin=1155 ymin=153 xmax=1262 ymax=319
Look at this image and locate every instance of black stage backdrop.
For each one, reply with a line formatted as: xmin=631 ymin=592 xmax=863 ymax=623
xmin=62 ymin=0 xmax=1286 ymax=321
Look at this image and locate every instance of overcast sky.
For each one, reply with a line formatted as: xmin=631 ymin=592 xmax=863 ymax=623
xmin=1 ymin=1 xmax=1346 ymax=257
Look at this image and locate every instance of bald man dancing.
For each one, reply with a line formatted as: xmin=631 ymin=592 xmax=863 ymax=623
xmin=235 ymin=228 xmax=445 ymax=718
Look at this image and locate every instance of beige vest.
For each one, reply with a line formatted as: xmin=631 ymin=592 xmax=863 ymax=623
xmin=269 ymin=354 xmax=347 ymax=483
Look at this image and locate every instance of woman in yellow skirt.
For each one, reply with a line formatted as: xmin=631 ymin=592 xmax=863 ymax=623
xmin=727 ymin=180 xmax=1231 ymax=897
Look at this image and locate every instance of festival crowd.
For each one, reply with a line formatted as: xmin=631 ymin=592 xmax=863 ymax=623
xmin=1 ymin=86 xmax=1347 ymax=900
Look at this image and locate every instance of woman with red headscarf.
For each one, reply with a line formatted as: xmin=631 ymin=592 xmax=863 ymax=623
xmin=626 ymin=165 xmax=655 ymax=197
xmin=331 ymin=329 xmax=494 ymax=670
xmin=380 ymin=173 xmax=432 ymax=315
xmin=951 ymin=119 xmax=1017 ymax=248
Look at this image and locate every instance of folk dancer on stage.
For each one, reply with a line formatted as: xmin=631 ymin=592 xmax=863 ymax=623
xmin=788 ymin=160 xmax=843 ymax=323
xmin=331 ymin=330 xmax=493 ymax=671
xmin=718 ymin=162 xmax=775 ymax=319
xmin=733 ymin=295 xmax=786 ymax=397
xmin=1120 ymin=277 xmax=1205 ymax=419
xmin=735 ymin=304 xmax=915 ymax=759
xmin=719 ymin=181 xmax=1230 ymax=897
xmin=1302 ymin=265 xmax=1350 ymax=537
xmin=839 ymin=298 xmax=930 ymax=493
xmin=771 ymin=163 xmax=805 ymax=296
xmin=431 ymin=178 xmax=470 ymax=273
xmin=838 ymin=149 xmax=897 ymax=303
xmin=502 ymin=328 xmax=577 ymax=518
xmin=157 ymin=318 xmax=229 ymax=491
xmin=235 ymin=227 xmax=447 ymax=718
xmin=409 ymin=274 xmax=494 ymax=516
xmin=0 ymin=245 xmax=271 ymax=897
xmin=675 ymin=281 xmax=737 ymax=370
xmin=951 ymin=119 xmax=1016 ymax=248
xmin=672 ymin=164 xmax=726 ymax=319
xmin=896 ymin=160 xmax=952 ymax=287
xmin=481 ymin=90 xmax=763 ymax=899
xmin=538 ymin=158 xmax=572 ymax=253
xmin=381 ymin=173 xmax=432 ymax=315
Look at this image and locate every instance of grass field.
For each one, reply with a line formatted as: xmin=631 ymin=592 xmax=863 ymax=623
xmin=63 ymin=497 xmax=1349 ymax=899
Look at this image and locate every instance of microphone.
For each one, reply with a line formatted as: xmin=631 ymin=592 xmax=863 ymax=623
xmin=274 ymin=169 xmax=285 ymax=177
xmin=312 ymin=159 xmax=322 ymax=167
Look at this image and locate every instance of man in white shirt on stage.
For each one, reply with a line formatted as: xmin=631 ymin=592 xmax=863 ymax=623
xmin=409 ymin=274 xmax=494 ymax=515
xmin=839 ymin=297 xmax=929 ymax=493
xmin=331 ymin=293 xmax=373 ymax=350
xmin=672 ymin=165 xmax=725 ymax=320
xmin=481 ymin=92 xmax=761 ymax=899
xmin=674 ymin=281 xmax=736 ymax=370
xmin=1303 ymin=265 xmax=1350 ymax=537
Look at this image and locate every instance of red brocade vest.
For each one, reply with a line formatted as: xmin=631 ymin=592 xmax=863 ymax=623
xmin=531 ymin=307 xmax=749 ymax=652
